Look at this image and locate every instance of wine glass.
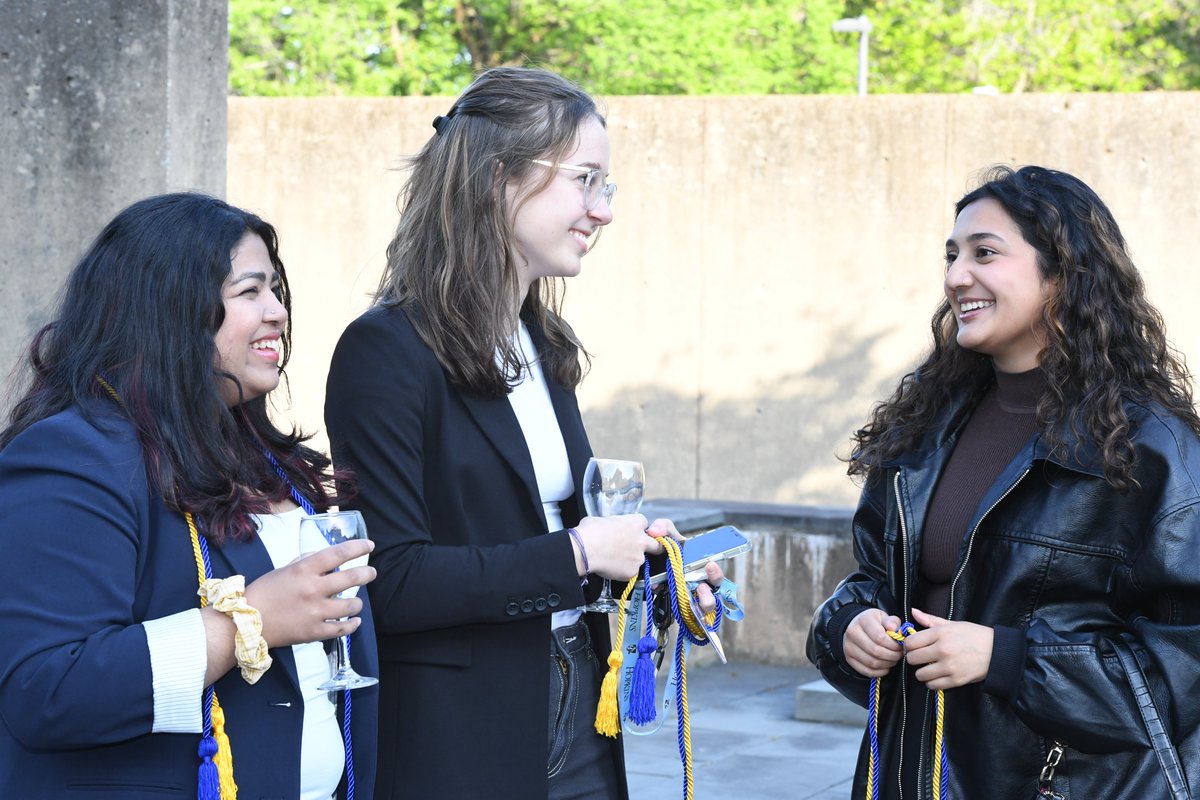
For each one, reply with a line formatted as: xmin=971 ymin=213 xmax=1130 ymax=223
xmin=582 ymin=457 xmax=645 ymax=613
xmin=298 ymin=510 xmax=378 ymax=690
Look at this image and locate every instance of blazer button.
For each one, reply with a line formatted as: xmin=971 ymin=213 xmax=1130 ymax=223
xmin=521 ymin=599 xmax=534 ymax=613
xmin=534 ymin=597 xmax=548 ymax=611
xmin=547 ymin=593 xmax=561 ymax=608
xmin=505 ymin=601 xmax=519 ymax=616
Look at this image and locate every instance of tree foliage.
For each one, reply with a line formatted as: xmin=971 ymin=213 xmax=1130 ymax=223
xmin=842 ymin=0 xmax=1200 ymax=93
xmin=228 ymin=0 xmax=1200 ymax=96
xmin=229 ymin=0 xmax=856 ymax=95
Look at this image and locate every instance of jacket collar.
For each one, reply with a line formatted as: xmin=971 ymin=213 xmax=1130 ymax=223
xmin=545 ymin=375 xmax=592 ymax=525
xmin=883 ymin=382 xmax=1106 ymax=479
xmin=458 ymin=325 xmax=591 ymax=529
xmin=459 ymin=392 xmax=545 ymax=520
xmin=1031 ymin=428 xmax=1105 ymax=478
xmin=880 ymin=384 xmax=1105 ymax=575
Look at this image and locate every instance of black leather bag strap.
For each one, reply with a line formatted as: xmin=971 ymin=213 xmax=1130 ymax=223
xmin=1115 ymin=641 xmax=1193 ymax=800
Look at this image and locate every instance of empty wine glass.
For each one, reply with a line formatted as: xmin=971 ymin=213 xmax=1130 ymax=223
xmin=298 ymin=510 xmax=378 ymax=690
xmin=582 ymin=457 xmax=645 ymax=614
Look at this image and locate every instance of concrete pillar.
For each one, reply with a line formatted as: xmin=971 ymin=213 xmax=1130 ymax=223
xmin=0 ymin=0 xmax=227 ymax=395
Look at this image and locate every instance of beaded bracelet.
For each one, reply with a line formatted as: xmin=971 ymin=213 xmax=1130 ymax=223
xmin=201 ymin=575 xmax=273 ymax=684
xmin=566 ymin=527 xmax=589 ymax=586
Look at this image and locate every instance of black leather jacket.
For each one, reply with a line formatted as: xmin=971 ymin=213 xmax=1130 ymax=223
xmin=807 ymin=391 xmax=1200 ymax=799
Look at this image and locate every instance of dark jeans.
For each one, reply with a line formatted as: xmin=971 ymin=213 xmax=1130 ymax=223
xmin=548 ymin=619 xmax=622 ymax=800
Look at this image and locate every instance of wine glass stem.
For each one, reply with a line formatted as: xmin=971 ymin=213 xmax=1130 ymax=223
xmin=334 ymin=631 xmax=350 ymax=675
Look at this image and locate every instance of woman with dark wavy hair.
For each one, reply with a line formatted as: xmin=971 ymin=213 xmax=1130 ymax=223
xmin=0 ymin=193 xmax=378 ymax=799
xmin=326 ymin=66 xmax=720 ymax=799
xmin=808 ymin=165 xmax=1200 ymax=799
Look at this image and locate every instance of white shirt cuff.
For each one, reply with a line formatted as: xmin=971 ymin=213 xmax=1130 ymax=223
xmin=143 ymin=608 xmax=207 ymax=733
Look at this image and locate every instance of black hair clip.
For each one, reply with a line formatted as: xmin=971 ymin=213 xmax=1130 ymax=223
xmin=432 ymin=115 xmax=450 ymax=135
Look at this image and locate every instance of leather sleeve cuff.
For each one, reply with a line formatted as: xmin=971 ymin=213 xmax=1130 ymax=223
xmin=827 ymin=602 xmax=874 ymax=665
xmin=981 ymin=624 xmax=1026 ymax=699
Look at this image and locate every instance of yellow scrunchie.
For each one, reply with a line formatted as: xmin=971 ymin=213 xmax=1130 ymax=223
xmin=201 ymin=576 xmax=272 ymax=684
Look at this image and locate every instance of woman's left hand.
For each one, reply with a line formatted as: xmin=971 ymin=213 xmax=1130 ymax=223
xmin=645 ymin=518 xmax=725 ymax=614
xmin=692 ymin=561 xmax=725 ymax=614
xmin=902 ymin=607 xmax=993 ymax=689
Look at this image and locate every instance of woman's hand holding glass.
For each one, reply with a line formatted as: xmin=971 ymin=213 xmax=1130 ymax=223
xmin=573 ymin=514 xmax=654 ymax=581
xmin=581 ymin=457 xmax=646 ymax=612
xmin=202 ymin=539 xmax=376 ymax=686
xmin=243 ymin=538 xmax=377 ymax=648
xmin=297 ymin=511 xmax=379 ymax=690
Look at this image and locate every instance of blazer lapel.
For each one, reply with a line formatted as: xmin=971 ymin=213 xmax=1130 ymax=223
xmin=546 ymin=378 xmax=592 ymax=525
xmin=459 ymin=392 xmax=545 ymax=527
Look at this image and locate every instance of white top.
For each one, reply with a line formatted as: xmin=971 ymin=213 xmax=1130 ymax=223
xmin=505 ymin=322 xmax=583 ymax=629
xmin=253 ymin=507 xmax=344 ymax=800
xmin=142 ymin=507 xmax=341 ymax=800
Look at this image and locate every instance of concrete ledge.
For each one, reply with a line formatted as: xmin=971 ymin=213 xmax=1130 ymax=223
xmin=643 ymin=498 xmax=853 ymax=535
xmin=794 ymin=679 xmax=866 ymax=727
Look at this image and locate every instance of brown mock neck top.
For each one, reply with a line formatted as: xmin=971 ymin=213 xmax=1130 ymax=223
xmin=918 ymin=367 xmax=1046 ymax=616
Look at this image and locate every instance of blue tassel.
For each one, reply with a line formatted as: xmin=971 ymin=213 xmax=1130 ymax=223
xmin=627 ymin=559 xmax=659 ymax=725
xmin=628 ymin=631 xmax=659 ymax=724
xmin=198 ymin=734 xmax=220 ymax=800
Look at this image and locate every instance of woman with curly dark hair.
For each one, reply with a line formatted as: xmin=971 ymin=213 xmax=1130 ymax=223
xmin=808 ymin=165 xmax=1200 ymax=799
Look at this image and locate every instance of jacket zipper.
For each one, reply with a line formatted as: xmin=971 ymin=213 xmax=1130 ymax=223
xmin=894 ymin=471 xmax=910 ymax=800
xmin=548 ymin=654 xmax=570 ymax=776
xmin=895 ymin=471 xmax=911 ymax=623
xmin=917 ymin=466 xmax=1029 ymax=800
xmin=898 ymin=466 xmax=1029 ymax=799
xmin=947 ymin=467 xmax=1029 ymax=621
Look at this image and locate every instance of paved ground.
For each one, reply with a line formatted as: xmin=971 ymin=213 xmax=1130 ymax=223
xmin=623 ymin=662 xmax=861 ymax=800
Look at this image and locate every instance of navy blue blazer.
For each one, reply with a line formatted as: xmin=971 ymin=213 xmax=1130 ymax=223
xmin=0 ymin=406 xmax=377 ymax=799
xmin=326 ymin=306 xmax=628 ymax=800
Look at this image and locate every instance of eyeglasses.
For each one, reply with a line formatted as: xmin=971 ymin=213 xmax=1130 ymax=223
xmin=531 ymin=160 xmax=617 ymax=211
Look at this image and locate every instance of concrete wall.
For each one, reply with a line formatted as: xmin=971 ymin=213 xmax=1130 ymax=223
xmin=227 ymin=93 xmax=1200 ymax=509
xmin=0 ymin=0 xmax=227 ymax=399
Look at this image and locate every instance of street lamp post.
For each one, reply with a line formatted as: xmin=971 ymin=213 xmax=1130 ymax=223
xmin=832 ymin=15 xmax=872 ymax=96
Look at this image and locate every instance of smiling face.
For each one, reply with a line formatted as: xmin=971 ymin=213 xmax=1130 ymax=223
xmin=944 ymin=197 xmax=1052 ymax=373
xmin=508 ymin=115 xmax=613 ymax=298
xmin=213 ymin=232 xmax=288 ymax=406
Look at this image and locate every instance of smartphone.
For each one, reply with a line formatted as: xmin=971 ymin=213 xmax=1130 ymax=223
xmin=645 ymin=525 xmax=751 ymax=587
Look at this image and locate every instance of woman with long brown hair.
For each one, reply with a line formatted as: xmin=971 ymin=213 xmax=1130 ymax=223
xmin=326 ymin=67 xmax=719 ymax=799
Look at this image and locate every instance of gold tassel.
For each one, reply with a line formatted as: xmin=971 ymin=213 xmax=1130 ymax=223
xmin=595 ymin=578 xmax=639 ymax=737
xmin=211 ymin=696 xmax=238 ymax=799
xmin=595 ymin=649 xmax=623 ymax=737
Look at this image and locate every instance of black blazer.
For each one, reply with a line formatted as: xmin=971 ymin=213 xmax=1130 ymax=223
xmin=326 ymin=306 xmax=627 ymax=799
